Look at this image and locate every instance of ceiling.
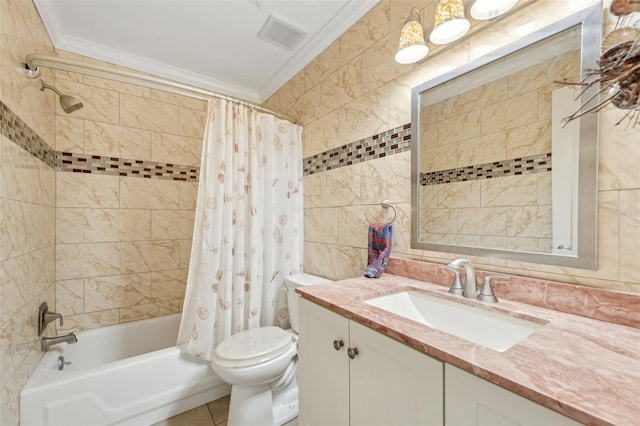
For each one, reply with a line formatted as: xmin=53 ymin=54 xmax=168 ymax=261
xmin=34 ymin=0 xmax=379 ymax=103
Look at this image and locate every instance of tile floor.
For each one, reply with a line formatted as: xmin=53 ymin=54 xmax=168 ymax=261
xmin=151 ymin=395 xmax=298 ymax=426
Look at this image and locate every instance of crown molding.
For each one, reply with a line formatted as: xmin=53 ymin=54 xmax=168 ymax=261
xmin=34 ymin=0 xmax=380 ymax=104
xmin=34 ymin=0 xmax=261 ymax=102
xmin=56 ymin=35 xmax=261 ymax=102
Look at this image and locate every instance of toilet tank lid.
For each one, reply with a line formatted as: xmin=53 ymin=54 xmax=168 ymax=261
xmin=285 ymin=273 xmax=332 ymax=288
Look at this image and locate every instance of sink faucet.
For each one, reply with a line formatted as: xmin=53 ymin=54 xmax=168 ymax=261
xmin=41 ymin=333 xmax=77 ymax=352
xmin=447 ymin=259 xmax=477 ymax=299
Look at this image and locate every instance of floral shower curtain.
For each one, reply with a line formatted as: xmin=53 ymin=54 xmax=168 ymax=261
xmin=177 ymin=99 xmax=303 ymax=360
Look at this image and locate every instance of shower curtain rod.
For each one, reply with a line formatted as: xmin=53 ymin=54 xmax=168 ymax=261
xmin=24 ymin=53 xmax=295 ymax=123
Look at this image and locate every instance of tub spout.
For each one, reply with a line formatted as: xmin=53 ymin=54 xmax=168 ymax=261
xmin=41 ymin=333 xmax=77 ymax=352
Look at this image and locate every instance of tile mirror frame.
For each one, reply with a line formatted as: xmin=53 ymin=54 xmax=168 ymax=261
xmin=410 ymin=4 xmax=601 ymax=269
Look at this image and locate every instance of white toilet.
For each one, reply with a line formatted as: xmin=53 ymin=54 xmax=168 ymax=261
xmin=210 ymin=273 xmax=331 ymax=426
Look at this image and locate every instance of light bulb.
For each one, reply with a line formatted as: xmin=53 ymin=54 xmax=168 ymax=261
xmin=470 ymin=0 xmax=518 ymax=21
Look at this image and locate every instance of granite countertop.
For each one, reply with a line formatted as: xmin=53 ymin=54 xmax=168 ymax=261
xmin=296 ymin=273 xmax=640 ymax=426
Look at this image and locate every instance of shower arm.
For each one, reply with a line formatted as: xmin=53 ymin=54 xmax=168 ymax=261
xmin=39 ymin=80 xmax=64 ymax=97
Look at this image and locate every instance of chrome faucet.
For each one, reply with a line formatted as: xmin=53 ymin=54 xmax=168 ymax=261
xmin=447 ymin=259 xmax=477 ymax=299
xmin=41 ymin=333 xmax=78 ymax=352
xmin=447 ymin=259 xmax=510 ymax=304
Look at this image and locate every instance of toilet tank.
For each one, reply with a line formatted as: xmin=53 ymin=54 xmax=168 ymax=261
xmin=285 ymin=273 xmax=332 ymax=333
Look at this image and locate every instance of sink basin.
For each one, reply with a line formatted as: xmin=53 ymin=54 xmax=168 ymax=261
xmin=365 ymin=291 xmax=543 ymax=352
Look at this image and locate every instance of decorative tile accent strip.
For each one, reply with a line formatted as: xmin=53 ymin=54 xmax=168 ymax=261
xmin=0 ymin=100 xmax=56 ymax=167
xmin=420 ymin=153 xmax=552 ymax=186
xmin=0 ymin=100 xmax=200 ymax=181
xmin=303 ymin=123 xmax=412 ymax=175
xmin=5 ymin=94 xmax=409 ymax=182
xmin=55 ymin=152 xmax=199 ymax=181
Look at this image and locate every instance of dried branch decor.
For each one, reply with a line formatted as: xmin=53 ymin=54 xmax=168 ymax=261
xmin=563 ymin=0 xmax=640 ymax=128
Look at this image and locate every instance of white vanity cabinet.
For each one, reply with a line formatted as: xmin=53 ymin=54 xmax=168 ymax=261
xmin=298 ymin=298 xmax=350 ymax=425
xmin=444 ymin=364 xmax=581 ymax=426
xmin=298 ymin=298 xmax=444 ymax=426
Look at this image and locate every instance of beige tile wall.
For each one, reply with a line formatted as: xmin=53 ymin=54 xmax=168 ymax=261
xmin=0 ymin=135 xmax=56 ymax=426
xmin=263 ymin=0 xmax=640 ymax=294
xmin=52 ymin=50 xmax=206 ymax=333
xmin=0 ymin=0 xmax=57 ymax=424
xmin=2 ymin=4 xmax=207 ymax=420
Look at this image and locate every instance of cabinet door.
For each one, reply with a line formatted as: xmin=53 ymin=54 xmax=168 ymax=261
xmin=349 ymin=321 xmax=444 ymax=426
xmin=445 ymin=364 xmax=581 ymax=426
xmin=298 ymin=299 xmax=350 ymax=426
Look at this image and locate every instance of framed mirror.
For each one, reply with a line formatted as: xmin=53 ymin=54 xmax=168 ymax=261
xmin=411 ymin=4 xmax=601 ymax=269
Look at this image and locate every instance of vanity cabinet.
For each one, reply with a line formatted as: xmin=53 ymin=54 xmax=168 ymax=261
xmin=298 ymin=298 xmax=443 ymax=426
xmin=444 ymin=364 xmax=581 ymax=426
xmin=299 ymin=298 xmax=583 ymax=426
xmin=298 ymin=298 xmax=349 ymax=425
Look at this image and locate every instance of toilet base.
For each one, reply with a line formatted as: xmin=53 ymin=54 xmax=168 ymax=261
xmin=227 ymin=377 xmax=298 ymax=426
xmin=273 ymin=380 xmax=298 ymax=425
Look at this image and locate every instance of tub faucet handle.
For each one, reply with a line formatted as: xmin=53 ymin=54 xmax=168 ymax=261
xmin=38 ymin=302 xmax=64 ymax=336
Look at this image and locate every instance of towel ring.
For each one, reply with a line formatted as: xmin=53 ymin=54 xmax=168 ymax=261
xmin=365 ymin=199 xmax=398 ymax=225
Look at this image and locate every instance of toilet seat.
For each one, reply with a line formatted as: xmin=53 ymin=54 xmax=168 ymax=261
xmin=214 ymin=327 xmax=295 ymax=368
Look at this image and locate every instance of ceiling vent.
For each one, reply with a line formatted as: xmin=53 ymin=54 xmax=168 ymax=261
xmin=257 ymin=15 xmax=307 ymax=51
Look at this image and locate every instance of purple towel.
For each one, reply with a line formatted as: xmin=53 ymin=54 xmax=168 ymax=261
xmin=364 ymin=223 xmax=392 ymax=278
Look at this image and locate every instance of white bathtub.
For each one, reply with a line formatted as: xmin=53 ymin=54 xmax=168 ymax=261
xmin=20 ymin=314 xmax=230 ymax=426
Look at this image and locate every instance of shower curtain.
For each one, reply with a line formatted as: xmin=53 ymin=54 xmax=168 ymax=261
xmin=177 ymin=98 xmax=303 ymax=360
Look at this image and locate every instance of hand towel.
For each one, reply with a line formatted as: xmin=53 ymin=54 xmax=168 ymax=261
xmin=364 ymin=223 xmax=392 ymax=278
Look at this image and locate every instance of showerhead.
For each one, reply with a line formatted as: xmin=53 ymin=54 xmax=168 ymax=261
xmin=39 ymin=80 xmax=83 ymax=114
xmin=58 ymin=94 xmax=83 ymax=114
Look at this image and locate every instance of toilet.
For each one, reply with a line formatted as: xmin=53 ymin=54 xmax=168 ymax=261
xmin=210 ymin=273 xmax=331 ymax=426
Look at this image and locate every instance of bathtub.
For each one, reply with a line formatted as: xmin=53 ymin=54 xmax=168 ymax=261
xmin=20 ymin=314 xmax=230 ymax=426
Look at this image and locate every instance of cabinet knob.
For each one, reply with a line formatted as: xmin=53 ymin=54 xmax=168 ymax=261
xmin=333 ymin=339 xmax=344 ymax=351
xmin=347 ymin=347 xmax=359 ymax=359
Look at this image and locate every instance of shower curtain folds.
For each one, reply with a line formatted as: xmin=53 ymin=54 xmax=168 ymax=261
xmin=177 ymin=99 xmax=303 ymax=361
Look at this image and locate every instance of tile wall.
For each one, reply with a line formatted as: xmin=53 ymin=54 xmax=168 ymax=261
xmin=52 ymin=50 xmax=206 ymax=332
xmin=263 ymin=0 xmax=640 ymax=295
xmin=0 ymin=2 xmax=206 ymax=423
xmin=0 ymin=0 xmax=57 ymax=424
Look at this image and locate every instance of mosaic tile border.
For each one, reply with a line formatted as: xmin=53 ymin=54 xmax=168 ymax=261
xmin=0 ymin=100 xmax=200 ymax=181
xmin=1 ymin=98 xmax=551 ymax=186
xmin=3 ymin=98 xmax=409 ymax=181
xmin=0 ymin=100 xmax=57 ymax=167
xmin=420 ymin=152 xmax=552 ymax=186
xmin=303 ymin=123 xmax=412 ymax=175
xmin=55 ymin=152 xmax=199 ymax=181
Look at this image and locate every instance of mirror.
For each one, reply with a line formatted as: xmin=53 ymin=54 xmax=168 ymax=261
xmin=411 ymin=4 xmax=601 ymax=269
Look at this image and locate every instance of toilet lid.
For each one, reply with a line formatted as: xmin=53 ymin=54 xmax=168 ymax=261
xmin=215 ymin=327 xmax=294 ymax=367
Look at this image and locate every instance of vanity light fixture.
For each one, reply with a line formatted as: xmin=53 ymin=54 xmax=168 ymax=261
xmin=395 ymin=8 xmax=429 ymax=64
xmin=429 ymin=0 xmax=470 ymax=45
xmin=470 ymin=0 xmax=518 ymax=21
